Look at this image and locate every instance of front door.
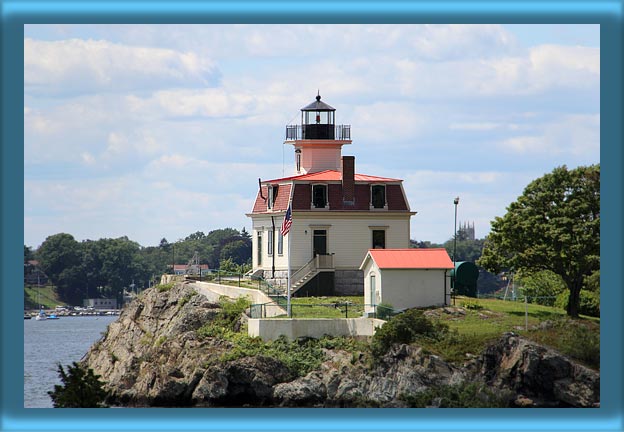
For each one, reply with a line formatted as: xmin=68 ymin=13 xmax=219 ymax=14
xmin=313 ymin=230 xmax=327 ymax=256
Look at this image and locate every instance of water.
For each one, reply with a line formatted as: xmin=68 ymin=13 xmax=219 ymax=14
xmin=24 ymin=315 xmax=118 ymax=408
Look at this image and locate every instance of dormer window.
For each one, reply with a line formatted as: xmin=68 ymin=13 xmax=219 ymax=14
xmin=268 ymin=185 xmax=279 ymax=209
xmin=312 ymin=184 xmax=328 ymax=209
xmin=371 ymin=185 xmax=387 ymax=209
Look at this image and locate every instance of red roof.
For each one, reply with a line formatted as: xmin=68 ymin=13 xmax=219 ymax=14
xmin=265 ymin=170 xmax=401 ymax=184
xmin=364 ymin=248 xmax=453 ymax=269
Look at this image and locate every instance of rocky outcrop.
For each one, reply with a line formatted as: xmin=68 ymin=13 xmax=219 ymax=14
xmin=477 ymin=333 xmax=600 ymax=407
xmin=83 ymin=282 xmax=599 ymax=408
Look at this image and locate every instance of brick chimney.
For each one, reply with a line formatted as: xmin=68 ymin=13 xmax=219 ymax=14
xmin=341 ymin=156 xmax=355 ymax=205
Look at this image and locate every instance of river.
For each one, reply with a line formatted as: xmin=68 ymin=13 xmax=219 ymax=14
xmin=24 ymin=315 xmax=118 ymax=408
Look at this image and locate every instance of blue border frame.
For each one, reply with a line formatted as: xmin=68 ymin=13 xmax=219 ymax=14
xmin=3 ymin=1 xmax=622 ymax=431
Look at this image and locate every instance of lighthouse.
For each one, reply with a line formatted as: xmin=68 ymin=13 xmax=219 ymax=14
xmin=247 ymin=94 xmax=415 ymax=297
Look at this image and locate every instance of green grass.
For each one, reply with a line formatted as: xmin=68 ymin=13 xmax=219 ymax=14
xmin=420 ymin=297 xmax=600 ymax=368
xmin=287 ymin=296 xmax=364 ymax=319
xmin=24 ymin=285 xmax=67 ymax=310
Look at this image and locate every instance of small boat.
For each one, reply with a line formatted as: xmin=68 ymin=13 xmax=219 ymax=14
xmin=24 ymin=315 xmax=32 ymax=320
xmin=35 ymin=310 xmax=48 ymax=321
xmin=47 ymin=314 xmax=59 ymax=320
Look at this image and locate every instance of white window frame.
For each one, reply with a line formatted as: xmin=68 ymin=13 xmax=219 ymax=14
xmin=369 ymin=225 xmax=389 ymax=249
xmin=268 ymin=228 xmax=274 ymax=256
xmin=370 ymin=184 xmax=388 ymax=210
xmin=311 ymin=183 xmax=329 ymax=210
xmin=277 ymin=231 xmax=284 ymax=255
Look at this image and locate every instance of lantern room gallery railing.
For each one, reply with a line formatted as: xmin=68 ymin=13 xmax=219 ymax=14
xmin=285 ymin=124 xmax=351 ymax=141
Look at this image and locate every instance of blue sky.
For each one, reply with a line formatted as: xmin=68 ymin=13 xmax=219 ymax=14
xmin=24 ymin=24 xmax=600 ymax=248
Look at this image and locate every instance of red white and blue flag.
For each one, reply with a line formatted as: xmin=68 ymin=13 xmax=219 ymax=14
xmin=281 ymin=203 xmax=292 ymax=236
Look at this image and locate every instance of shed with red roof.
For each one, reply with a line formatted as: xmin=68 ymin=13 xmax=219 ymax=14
xmin=359 ymin=248 xmax=453 ymax=314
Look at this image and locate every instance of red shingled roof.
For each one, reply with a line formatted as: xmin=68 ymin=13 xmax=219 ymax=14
xmin=265 ymin=170 xmax=401 ymax=184
xmin=365 ymin=248 xmax=453 ymax=269
xmin=251 ymin=171 xmax=409 ymax=213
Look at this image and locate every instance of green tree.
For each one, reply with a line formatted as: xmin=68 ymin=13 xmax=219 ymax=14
xmin=36 ymin=233 xmax=83 ymax=303
xmin=478 ymin=165 xmax=600 ymax=317
xmin=518 ymin=270 xmax=566 ymax=306
xmin=220 ymin=239 xmax=252 ymax=266
xmin=48 ymin=362 xmax=109 ymax=408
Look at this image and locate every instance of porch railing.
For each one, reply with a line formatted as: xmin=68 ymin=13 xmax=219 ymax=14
xmin=290 ymin=254 xmax=334 ymax=288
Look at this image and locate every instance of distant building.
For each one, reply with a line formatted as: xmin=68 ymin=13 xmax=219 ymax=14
xmin=459 ymin=221 xmax=475 ymax=240
xmin=84 ymin=298 xmax=118 ymax=310
xmin=170 ymin=264 xmax=210 ymax=276
xmin=24 ymin=260 xmax=48 ymax=285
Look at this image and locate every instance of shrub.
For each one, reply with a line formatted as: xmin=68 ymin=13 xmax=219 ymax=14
xmin=370 ymin=309 xmax=448 ymax=358
xmin=197 ymin=296 xmax=251 ymax=338
xmin=156 ymin=283 xmax=175 ymax=293
xmin=555 ymin=290 xmax=600 ymax=317
xmin=375 ymin=303 xmax=394 ymax=320
xmin=461 ymin=300 xmax=483 ymax=310
xmin=48 ymin=362 xmax=109 ymax=408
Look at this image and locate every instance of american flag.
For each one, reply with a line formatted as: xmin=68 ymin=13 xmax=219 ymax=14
xmin=280 ymin=203 xmax=292 ymax=236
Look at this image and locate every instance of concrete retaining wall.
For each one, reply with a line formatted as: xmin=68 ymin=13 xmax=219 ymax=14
xmin=191 ymin=281 xmax=286 ymax=318
xmin=248 ymin=317 xmax=385 ymax=341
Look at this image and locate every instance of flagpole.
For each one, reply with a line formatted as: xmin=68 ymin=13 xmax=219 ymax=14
xmin=287 ymin=229 xmax=291 ymax=318
xmin=281 ymin=202 xmax=293 ymax=318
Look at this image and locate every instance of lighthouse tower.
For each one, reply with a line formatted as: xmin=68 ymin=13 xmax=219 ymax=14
xmin=285 ymin=93 xmax=352 ymax=175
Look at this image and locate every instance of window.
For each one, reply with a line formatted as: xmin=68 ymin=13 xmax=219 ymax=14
xmin=268 ymin=185 xmax=278 ymax=209
xmin=277 ymin=231 xmax=283 ymax=255
xmin=257 ymin=232 xmax=263 ymax=265
xmin=268 ymin=229 xmax=274 ymax=255
xmin=371 ymin=185 xmax=386 ymax=209
xmin=296 ymin=152 xmax=301 ymax=172
xmin=372 ymin=230 xmax=386 ymax=249
xmin=312 ymin=184 xmax=328 ymax=208
xmin=370 ymin=275 xmax=376 ymax=307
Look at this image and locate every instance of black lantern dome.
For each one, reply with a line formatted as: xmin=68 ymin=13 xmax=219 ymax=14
xmin=300 ymin=93 xmax=336 ymax=140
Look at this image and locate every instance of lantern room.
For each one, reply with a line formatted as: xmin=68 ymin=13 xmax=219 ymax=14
xmin=301 ymin=93 xmax=336 ymax=139
xmin=285 ymin=93 xmax=351 ymax=142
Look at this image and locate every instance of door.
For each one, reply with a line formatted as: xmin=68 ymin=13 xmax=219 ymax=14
xmin=313 ymin=230 xmax=327 ymax=256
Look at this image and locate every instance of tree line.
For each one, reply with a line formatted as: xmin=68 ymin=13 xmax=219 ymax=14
xmin=24 ymin=228 xmax=252 ymax=305
xmin=25 ymin=164 xmax=599 ymax=317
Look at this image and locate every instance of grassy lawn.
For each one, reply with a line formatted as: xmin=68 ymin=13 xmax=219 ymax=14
xmin=421 ymin=296 xmax=600 ymax=368
xmin=286 ymin=296 xmax=365 ymax=319
xmin=24 ymin=285 xmax=67 ymax=310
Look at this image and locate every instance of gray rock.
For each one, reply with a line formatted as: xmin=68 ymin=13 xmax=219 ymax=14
xmin=83 ymin=285 xmax=599 ymax=408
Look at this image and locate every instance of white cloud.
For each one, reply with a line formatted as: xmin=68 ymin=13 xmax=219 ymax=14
xmin=24 ymin=38 xmax=221 ymax=96
xmin=498 ymin=114 xmax=599 ymax=158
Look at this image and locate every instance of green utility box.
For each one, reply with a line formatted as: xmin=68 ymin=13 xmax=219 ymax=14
xmin=450 ymin=261 xmax=480 ymax=297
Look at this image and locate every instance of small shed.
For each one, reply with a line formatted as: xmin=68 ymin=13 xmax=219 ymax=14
xmin=359 ymin=248 xmax=454 ymax=316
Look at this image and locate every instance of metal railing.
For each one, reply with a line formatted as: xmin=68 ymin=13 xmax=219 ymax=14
xmin=248 ymin=302 xmax=395 ymax=320
xmin=285 ymin=124 xmax=351 ymax=141
xmin=290 ymin=254 xmax=334 ymax=290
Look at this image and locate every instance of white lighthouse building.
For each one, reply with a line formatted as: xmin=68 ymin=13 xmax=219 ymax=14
xmin=247 ymin=94 xmax=416 ymax=296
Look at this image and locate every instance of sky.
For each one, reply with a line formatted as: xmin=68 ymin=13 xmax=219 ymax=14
xmin=23 ymin=24 xmax=600 ymax=249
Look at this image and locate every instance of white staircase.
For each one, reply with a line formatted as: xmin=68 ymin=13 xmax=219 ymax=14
xmin=289 ymin=254 xmax=334 ymax=295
